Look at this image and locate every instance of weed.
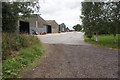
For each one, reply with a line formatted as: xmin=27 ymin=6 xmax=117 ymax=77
xmin=2 ymin=33 xmax=44 ymax=78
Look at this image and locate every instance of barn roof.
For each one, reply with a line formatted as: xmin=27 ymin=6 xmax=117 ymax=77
xmin=46 ymin=20 xmax=59 ymax=26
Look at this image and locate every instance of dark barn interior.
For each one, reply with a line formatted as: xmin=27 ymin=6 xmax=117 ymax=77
xmin=19 ymin=21 xmax=30 ymax=34
xmin=59 ymin=25 xmax=60 ymax=32
xmin=47 ymin=25 xmax=52 ymax=33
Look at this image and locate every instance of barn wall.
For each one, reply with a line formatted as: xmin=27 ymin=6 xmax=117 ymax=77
xmin=17 ymin=16 xmax=59 ymax=34
xmin=43 ymin=25 xmax=47 ymax=33
xmin=52 ymin=22 xmax=59 ymax=33
xmin=30 ymin=27 xmax=44 ymax=34
xmin=59 ymin=25 xmax=66 ymax=32
xmin=46 ymin=20 xmax=59 ymax=33
xmin=59 ymin=23 xmax=66 ymax=32
xmin=29 ymin=17 xmax=46 ymax=28
xmin=30 ymin=25 xmax=47 ymax=34
xmin=17 ymin=16 xmax=48 ymax=34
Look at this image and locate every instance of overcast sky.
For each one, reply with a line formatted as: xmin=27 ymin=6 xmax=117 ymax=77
xmin=39 ymin=0 xmax=83 ymax=30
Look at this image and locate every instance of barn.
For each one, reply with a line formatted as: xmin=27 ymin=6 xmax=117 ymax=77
xmin=46 ymin=20 xmax=59 ymax=33
xmin=17 ymin=16 xmax=59 ymax=34
xmin=59 ymin=23 xmax=66 ymax=32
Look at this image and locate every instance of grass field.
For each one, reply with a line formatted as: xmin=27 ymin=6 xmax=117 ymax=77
xmin=84 ymin=34 xmax=120 ymax=49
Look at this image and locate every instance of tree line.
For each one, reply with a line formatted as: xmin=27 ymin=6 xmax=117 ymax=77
xmin=80 ymin=2 xmax=120 ymax=43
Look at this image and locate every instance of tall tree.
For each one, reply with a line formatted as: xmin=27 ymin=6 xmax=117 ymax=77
xmin=2 ymin=2 xmax=40 ymax=33
xmin=81 ymin=1 xmax=119 ymax=42
xmin=91 ymin=2 xmax=104 ymax=41
xmin=80 ymin=2 xmax=93 ymax=39
xmin=81 ymin=2 xmax=103 ymax=41
xmin=107 ymin=2 xmax=119 ymax=43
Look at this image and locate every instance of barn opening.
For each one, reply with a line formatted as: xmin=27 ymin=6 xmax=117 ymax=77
xmin=59 ymin=25 xmax=60 ymax=33
xmin=47 ymin=25 xmax=52 ymax=33
xmin=19 ymin=21 xmax=30 ymax=34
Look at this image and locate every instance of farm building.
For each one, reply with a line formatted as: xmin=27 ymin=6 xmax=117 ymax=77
xmin=17 ymin=16 xmax=59 ymax=34
xmin=46 ymin=20 xmax=59 ymax=33
xmin=59 ymin=23 xmax=66 ymax=32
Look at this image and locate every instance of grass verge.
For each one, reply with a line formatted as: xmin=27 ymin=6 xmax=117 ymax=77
xmin=2 ymin=33 xmax=45 ymax=78
xmin=84 ymin=34 xmax=120 ymax=49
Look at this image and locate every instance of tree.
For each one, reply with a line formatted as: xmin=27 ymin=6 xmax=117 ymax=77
xmin=81 ymin=2 xmax=119 ymax=43
xmin=99 ymin=2 xmax=120 ymax=43
xmin=73 ymin=24 xmax=82 ymax=31
xmin=92 ymin=3 xmax=103 ymax=41
xmin=81 ymin=2 xmax=98 ymax=40
xmin=106 ymin=2 xmax=119 ymax=43
xmin=2 ymin=2 xmax=40 ymax=33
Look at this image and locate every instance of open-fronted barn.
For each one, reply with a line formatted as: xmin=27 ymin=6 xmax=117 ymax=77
xmin=17 ymin=16 xmax=59 ymax=34
xmin=17 ymin=16 xmax=47 ymax=34
xmin=46 ymin=20 xmax=59 ymax=33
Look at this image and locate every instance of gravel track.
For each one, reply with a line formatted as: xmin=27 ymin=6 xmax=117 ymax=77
xmin=22 ymin=32 xmax=118 ymax=78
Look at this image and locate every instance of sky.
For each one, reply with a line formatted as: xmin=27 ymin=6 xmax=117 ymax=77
xmin=39 ymin=0 xmax=84 ymax=30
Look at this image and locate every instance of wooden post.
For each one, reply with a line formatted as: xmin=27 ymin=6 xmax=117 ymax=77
xmin=96 ymin=32 xmax=98 ymax=42
xmin=114 ymin=33 xmax=116 ymax=43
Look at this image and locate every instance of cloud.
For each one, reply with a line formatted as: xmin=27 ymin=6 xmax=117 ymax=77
xmin=39 ymin=0 xmax=83 ymax=29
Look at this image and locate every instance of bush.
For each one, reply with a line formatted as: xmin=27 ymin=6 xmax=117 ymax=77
xmin=2 ymin=33 xmax=44 ymax=78
xmin=2 ymin=33 xmax=40 ymax=60
xmin=85 ymin=30 xmax=92 ymax=39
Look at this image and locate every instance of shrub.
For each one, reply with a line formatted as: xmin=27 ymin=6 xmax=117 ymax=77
xmin=85 ymin=30 xmax=92 ymax=39
xmin=2 ymin=33 xmax=40 ymax=60
xmin=2 ymin=33 xmax=44 ymax=78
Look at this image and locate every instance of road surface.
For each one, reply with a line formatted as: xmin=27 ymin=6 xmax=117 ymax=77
xmin=22 ymin=32 xmax=118 ymax=78
xmin=38 ymin=32 xmax=90 ymax=45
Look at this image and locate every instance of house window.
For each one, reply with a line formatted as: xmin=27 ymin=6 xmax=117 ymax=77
xmin=36 ymin=21 xmax=38 ymax=28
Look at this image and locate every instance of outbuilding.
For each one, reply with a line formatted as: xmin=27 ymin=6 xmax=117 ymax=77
xmin=59 ymin=23 xmax=66 ymax=32
xmin=46 ymin=20 xmax=59 ymax=33
xmin=17 ymin=16 xmax=59 ymax=34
